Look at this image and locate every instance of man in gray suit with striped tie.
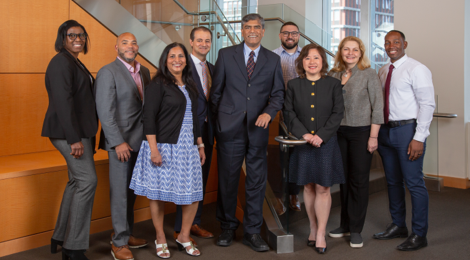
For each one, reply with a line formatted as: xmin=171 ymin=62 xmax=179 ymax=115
xmin=95 ymin=32 xmax=151 ymax=260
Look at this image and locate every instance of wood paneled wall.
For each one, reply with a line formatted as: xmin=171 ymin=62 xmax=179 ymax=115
xmin=0 ymin=0 xmax=157 ymax=158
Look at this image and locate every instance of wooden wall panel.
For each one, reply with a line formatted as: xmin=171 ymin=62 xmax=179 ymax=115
xmin=0 ymin=0 xmax=69 ymax=73
xmin=0 ymin=74 xmax=55 ymax=157
xmin=69 ymin=1 xmax=120 ymax=73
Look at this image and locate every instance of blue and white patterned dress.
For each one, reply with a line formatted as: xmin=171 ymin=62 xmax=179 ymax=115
xmin=130 ymin=85 xmax=203 ymax=205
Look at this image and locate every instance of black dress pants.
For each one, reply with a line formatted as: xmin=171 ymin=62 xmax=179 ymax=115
xmin=337 ymin=128 xmax=373 ymax=233
xmin=216 ymin=118 xmax=268 ymax=234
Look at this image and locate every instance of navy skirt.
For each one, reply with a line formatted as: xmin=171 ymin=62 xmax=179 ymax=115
xmin=289 ymin=135 xmax=345 ymax=187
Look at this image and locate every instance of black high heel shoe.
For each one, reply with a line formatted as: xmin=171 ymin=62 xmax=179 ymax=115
xmin=51 ymin=238 xmax=63 ymax=254
xmin=315 ymin=237 xmax=327 ymax=254
xmin=61 ymin=248 xmax=88 ymax=260
xmin=307 ymin=239 xmax=316 ymax=247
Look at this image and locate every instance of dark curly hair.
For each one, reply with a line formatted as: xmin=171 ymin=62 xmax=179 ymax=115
xmin=295 ymin=44 xmax=329 ymax=78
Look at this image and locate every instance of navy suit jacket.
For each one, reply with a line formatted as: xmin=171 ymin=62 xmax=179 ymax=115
xmin=210 ymin=42 xmax=285 ymax=147
xmin=190 ymin=57 xmax=215 ymax=146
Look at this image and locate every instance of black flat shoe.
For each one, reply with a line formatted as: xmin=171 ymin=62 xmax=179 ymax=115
xmin=217 ymin=229 xmax=235 ymax=247
xmin=61 ymin=248 xmax=88 ymax=260
xmin=396 ymin=233 xmax=428 ymax=251
xmin=51 ymin=238 xmax=63 ymax=254
xmin=373 ymin=223 xmax=408 ymax=240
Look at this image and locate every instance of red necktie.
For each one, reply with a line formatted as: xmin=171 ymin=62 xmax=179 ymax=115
xmin=383 ymin=64 xmax=394 ymax=124
xmin=247 ymin=51 xmax=255 ymax=79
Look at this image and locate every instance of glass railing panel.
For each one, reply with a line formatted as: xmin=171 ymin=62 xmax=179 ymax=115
xmin=117 ymin=0 xmax=198 ymax=54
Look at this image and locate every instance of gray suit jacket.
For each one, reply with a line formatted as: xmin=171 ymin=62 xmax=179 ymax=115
xmin=95 ymin=58 xmax=151 ymax=152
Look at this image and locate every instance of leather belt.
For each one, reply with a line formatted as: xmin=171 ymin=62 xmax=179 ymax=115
xmin=386 ymin=119 xmax=416 ymax=128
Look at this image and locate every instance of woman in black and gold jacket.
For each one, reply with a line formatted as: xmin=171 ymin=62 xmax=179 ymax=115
xmin=283 ymin=44 xmax=344 ymax=254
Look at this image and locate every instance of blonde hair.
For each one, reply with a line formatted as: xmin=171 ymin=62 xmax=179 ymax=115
xmin=330 ymin=36 xmax=370 ymax=72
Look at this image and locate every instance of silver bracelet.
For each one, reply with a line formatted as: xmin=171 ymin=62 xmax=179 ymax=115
xmin=197 ymin=143 xmax=205 ymax=148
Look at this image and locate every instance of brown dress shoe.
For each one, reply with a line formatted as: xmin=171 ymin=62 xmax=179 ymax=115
xmin=289 ymin=195 xmax=301 ymax=211
xmin=173 ymin=232 xmax=197 ymax=247
xmin=190 ymin=224 xmax=214 ymax=238
xmin=274 ymin=197 xmax=286 ymax=215
xmin=110 ymin=233 xmax=148 ymax=249
xmin=111 ymin=244 xmax=134 ymax=260
xmin=128 ymin=235 xmax=148 ymax=248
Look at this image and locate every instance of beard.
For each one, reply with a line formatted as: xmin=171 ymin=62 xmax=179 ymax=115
xmin=281 ymin=40 xmax=298 ymax=50
xmin=118 ymin=49 xmax=137 ymax=63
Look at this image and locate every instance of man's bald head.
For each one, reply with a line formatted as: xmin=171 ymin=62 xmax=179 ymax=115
xmin=115 ymin=32 xmax=139 ymax=64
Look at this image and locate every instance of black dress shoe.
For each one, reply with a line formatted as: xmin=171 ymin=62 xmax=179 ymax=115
xmin=217 ymin=229 xmax=235 ymax=246
xmin=396 ymin=233 xmax=428 ymax=251
xmin=242 ymin=233 xmax=269 ymax=252
xmin=61 ymin=249 xmax=88 ymax=260
xmin=373 ymin=224 xmax=408 ymax=240
xmin=51 ymin=238 xmax=63 ymax=254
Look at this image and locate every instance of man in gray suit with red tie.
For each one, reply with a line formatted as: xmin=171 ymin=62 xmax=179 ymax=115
xmin=173 ymin=27 xmax=216 ymax=244
xmin=210 ymin=13 xmax=285 ymax=252
xmin=95 ymin=33 xmax=150 ymax=260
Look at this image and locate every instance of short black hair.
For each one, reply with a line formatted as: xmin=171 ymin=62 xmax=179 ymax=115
xmin=280 ymin=21 xmax=299 ymax=32
xmin=190 ymin=27 xmax=212 ymax=41
xmin=55 ymin=20 xmax=90 ymax=54
xmin=387 ymin=30 xmax=406 ymax=41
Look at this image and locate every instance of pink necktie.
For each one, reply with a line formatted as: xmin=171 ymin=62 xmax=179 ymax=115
xmin=383 ymin=64 xmax=394 ymax=124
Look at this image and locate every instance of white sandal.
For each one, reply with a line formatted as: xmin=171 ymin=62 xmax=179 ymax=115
xmin=176 ymin=239 xmax=200 ymax=256
xmin=155 ymin=240 xmax=170 ymax=259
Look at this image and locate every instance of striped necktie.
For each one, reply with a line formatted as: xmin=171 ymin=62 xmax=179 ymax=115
xmin=247 ymin=51 xmax=255 ymax=79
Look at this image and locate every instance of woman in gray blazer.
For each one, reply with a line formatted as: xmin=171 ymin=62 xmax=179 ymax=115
xmin=283 ymin=44 xmax=345 ymax=254
xmin=327 ymin=36 xmax=384 ymax=248
xmin=42 ymin=20 xmax=97 ymax=260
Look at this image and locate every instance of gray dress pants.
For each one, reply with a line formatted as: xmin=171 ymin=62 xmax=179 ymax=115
xmin=50 ymin=138 xmax=97 ymax=250
xmin=108 ymin=150 xmax=138 ymax=247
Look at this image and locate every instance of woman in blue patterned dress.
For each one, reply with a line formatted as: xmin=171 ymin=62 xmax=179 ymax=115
xmin=130 ymin=43 xmax=205 ymax=258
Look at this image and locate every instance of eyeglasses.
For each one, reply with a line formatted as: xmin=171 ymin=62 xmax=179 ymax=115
xmin=280 ymin=31 xmax=300 ymax=37
xmin=67 ymin=33 xmax=87 ymax=40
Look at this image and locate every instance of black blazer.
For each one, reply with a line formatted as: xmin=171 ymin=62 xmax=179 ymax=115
xmin=283 ymin=76 xmax=344 ymax=143
xmin=189 ymin=57 xmax=215 ymax=145
xmin=143 ymin=78 xmax=201 ymax=144
xmin=41 ymin=49 xmax=98 ymax=144
xmin=210 ymin=42 xmax=285 ymax=147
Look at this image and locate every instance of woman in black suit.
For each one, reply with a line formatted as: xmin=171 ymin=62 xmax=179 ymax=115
xmin=41 ymin=20 xmax=97 ymax=260
xmin=283 ymin=44 xmax=344 ymax=254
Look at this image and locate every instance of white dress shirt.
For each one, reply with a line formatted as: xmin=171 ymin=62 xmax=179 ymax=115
xmin=378 ymin=54 xmax=435 ymax=142
xmin=190 ymin=54 xmax=206 ymax=88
